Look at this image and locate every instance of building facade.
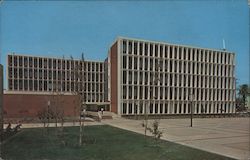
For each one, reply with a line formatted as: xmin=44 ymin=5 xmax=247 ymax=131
xmin=109 ymin=37 xmax=236 ymax=116
xmin=5 ymin=36 xmax=236 ymax=117
xmin=7 ymin=54 xmax=105 ymax=103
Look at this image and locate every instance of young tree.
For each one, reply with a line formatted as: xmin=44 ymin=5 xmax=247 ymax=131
xmin=142 ymin=59 xmax=162 ymax=137
xmin=71 ymin=54 xmax=86 ymax=146
xmin=148 ymin=120 xmax=163 ymax=141
xmin=37 ymin=108 xmax=48 ymax=128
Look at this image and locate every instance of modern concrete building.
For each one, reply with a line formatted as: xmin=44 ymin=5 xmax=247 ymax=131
xmin=108 ymin=37 xmax=236 ymax=116
xmin=7 ymin=54 xmax=105 ymax=103
xmin=4 ymin=36 xmax=236 ymax=118
xmin=4 ymin=54 xmax=109 ymax=118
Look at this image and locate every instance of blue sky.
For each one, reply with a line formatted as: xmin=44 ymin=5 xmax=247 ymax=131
xmin=0 ymin=0 xmax=249 ymax=88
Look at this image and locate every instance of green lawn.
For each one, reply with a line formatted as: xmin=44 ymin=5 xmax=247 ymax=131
xmin=2 ymin=125 xmax=234 ymax=160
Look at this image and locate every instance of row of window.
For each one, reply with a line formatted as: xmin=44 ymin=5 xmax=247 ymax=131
xmin=8 ymin=68 xmax=104 ymax=82
xmin=122 ymin=71 xmax=235 ymax=89
xmin=122 ymin=40 xmax=234 ymax=65
xmin=8 ymin=55 xmax=104 ymax=71
xmin=122 ymin=102 xmax=235 ymax=114
xmin=122 ymin=86 xmax=235 ymax=101
xmin=122 ymin=56 xmax=235 ymax=77
xmin=8 ymin=79 xmax=104 ymax=93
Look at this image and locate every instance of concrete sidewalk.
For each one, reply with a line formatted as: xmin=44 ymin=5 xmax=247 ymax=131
xmin=103 ymin=117 xmax=250 ymax=160
xmin=3 ymin=120 xmax=103 ymax=129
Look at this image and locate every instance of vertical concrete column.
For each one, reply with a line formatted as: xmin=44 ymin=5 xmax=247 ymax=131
xmin=230 ymin=102 xmax=233 ymax=113
xmin=181 ymin=103 xmax=184 ymax=114
xmin=152 ymin=101 xmax=155 ymax=114
xmin=163 ymin=102 xmax=166 ymax=114
xmin=176 ymin=102 xmax=179 ymax=114
xmin=126 ymin=103 xmax=129 ymax=115
xmin=211 ymin=102 xmax=214 ymax=113
xmin=132 ymin=103 xmax=134 ymax=114
xmin=142 ymin=102 xmax=145 ymax=114
xmin=167 ymin=102 xmax=169 ymax=114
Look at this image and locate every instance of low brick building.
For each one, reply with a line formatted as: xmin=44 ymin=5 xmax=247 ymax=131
xmin=3 ymin=93 xmax=78 ymax=118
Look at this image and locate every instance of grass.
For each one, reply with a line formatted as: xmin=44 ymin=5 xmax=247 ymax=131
xmin=2 ymin=125 xmax=234 ymax=160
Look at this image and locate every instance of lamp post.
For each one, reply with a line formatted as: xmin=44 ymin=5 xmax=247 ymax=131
xmin=189 ymin=94 xmax=193 ymax=127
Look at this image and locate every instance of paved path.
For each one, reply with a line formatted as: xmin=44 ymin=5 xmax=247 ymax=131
xmin=103 ymin=117 xmax=250 ymax=160
xmin=4 ymin=121 xmax=103 ymax=129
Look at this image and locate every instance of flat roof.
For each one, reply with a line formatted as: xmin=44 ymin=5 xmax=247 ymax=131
xmin=115 ymin=36 xmax=235 ymax=54
xmin=7 ymin=53 xmax=105 ymax=63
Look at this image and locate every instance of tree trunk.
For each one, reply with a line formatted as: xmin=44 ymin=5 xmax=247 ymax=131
xmin=79 ymin=116 xmax=82 ymax=146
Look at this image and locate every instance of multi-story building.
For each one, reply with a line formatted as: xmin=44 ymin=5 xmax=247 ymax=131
xmin=108 ymin=37 xmax=236 ymax=116
xmin=4 ymin=36 xmax=236 ymax=118
xmin=7 ymin=54 xmax=105 ymax=103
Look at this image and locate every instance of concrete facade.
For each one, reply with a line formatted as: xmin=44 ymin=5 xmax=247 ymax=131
xmin=109 ymin=37 xmax=236 ymax=116
xmin=4 ymin=37 xmax=236 ymax=117
xmin=7 ymin=54 xmax=105 ymax=103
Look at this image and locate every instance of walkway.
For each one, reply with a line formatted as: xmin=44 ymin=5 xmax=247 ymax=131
xmin=103 ymin=117 xmax=250 ymax=160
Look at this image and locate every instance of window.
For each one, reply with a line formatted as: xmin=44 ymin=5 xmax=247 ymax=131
xmin=188 ymin=48 xmax=191 ymax=60
xmin=39 ymin=58 xmax=42 ymax=68
xmin=19 ymin=80 xmax=23 ymax=90
xmin=178 ymin=47 xmax=182 ymax=59
xmin=139 ymin=43 xmax=143 ymax=55
xmin=128 ymin=86 xmax=132 ymax=99
xmin=165 ymin=45 xmax=168 ymax=58
xmin=150 ymin=44 xmax=153 ymax=56
xmin=34 ymin=58 xmax=37 ymax=67
xmin=14 ymin=56 xmax=17 ymax=66
xmin=145 ymin=43 xmax=148 ymax=56
xmin=24 ymin=69 xmax=28 ymax=78
xmin=123 ymin=103 xmax=127 ymax=114
xmin=128 ymin=41 xmax=132 ymax=54
xmin=134 ymin=86 xmax=138 ymax=99
xmin=19 ymin=69 xmax=23 ymax=78
xmin=174 ymin=46 xmax=177 ymax=59
xmin=19 ymin=57 xmax=23 ymax=66
xmin=8 ymin=79 xmax=13 ymax=90
xmin=58 ymin=60 xmax=61 ymax=69
xmin=128 ymin=57 xmax=132 ymax=69
xmin=123 ymin=40 xmax=127 ymax=54
xmin=49 ymin=59 xmax=52 ymax=68
xmin=123 ymin=86 xmax=127 ymax=99
xmin=144 ymin=58 xmax=148 ymax=70
xmin=8 ymin=56 xmax=13 ymax=66
xmin=134 ymin=71 xmax=138 ymax=84
xmin=155 ymin=45 xmax=158 ymax=57
xmin=160 ymin=45 xmax=163 ymax=58
xmin=134 ymin=57 xmax=137 ymax=70
xmin=128 ymin=71 xmax=132 ymax=84
xmin=169 ymin=46 xmax=173 ymax=59
xmin=24 ymin=57 xmax=28 ymax=67
xmin=8 ymin=68 xmax=13 ymax=78
xmin=134 ymin=42 xmax=137 ymax=55
xmin=29 ymin=57 xmax=33 ymax=67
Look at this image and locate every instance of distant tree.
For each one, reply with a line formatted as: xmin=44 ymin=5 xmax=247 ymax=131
xmin=238 ymin=84 xmax=249 ymax=110
xmin=236 ymin=97 xmax=244 ymax=112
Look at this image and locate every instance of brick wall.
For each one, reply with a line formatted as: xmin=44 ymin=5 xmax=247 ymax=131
xmin=110 ymin=42 xmax=118 ymax=113
xmin=3 ymin=94 xmax=78 ymax=118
